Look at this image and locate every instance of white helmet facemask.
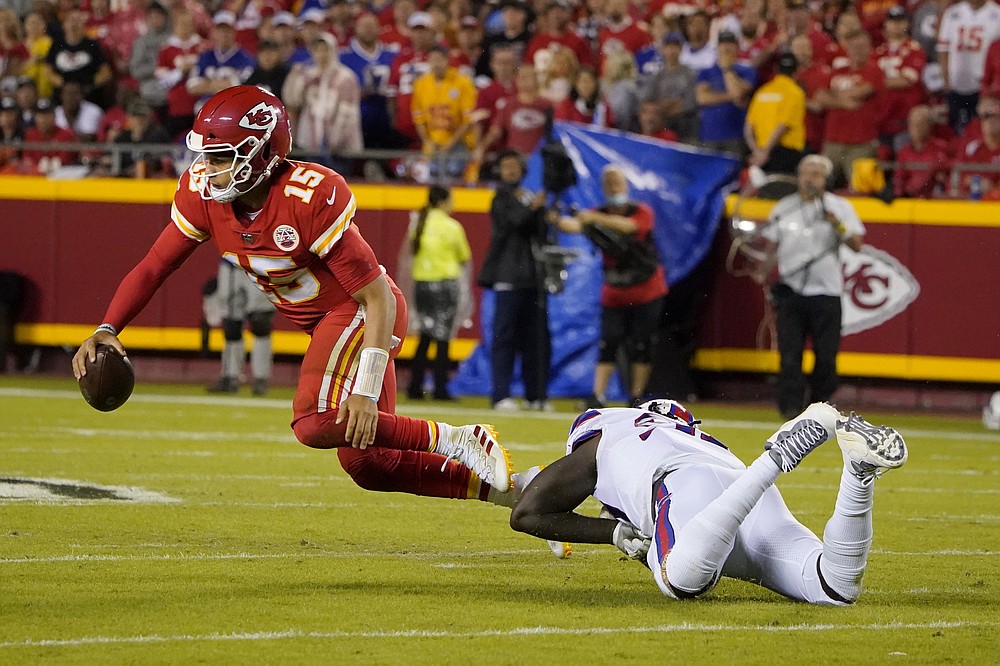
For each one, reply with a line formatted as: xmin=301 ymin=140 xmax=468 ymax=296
xmin=186 ymin=125 xmax=279 ymax=204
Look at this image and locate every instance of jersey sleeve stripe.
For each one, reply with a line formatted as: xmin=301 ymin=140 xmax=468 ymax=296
xmin=171 ymin=203 xmax=208 ymax=242
xmin=309 ymin=193 xmax=358 ymax=258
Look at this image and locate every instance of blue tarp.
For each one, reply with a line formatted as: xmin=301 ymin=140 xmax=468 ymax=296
xmin=451 ymin=122 xmax=740 ymax=399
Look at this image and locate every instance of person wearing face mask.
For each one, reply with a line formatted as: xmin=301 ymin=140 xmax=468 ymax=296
xmin=558 ymin=165 xmax=668 ymax=408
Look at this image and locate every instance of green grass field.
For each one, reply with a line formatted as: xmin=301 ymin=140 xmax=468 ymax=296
xmin=1 ymin=375 xmax=998 ymax=665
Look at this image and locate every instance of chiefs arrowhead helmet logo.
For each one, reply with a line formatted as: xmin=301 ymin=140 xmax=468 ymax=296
xmin=239 ymin=102 xmax=277 ymax=131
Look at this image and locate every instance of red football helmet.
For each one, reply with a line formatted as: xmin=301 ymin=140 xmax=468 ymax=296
xmin=186 ymin=85 xmax=292 ymax=203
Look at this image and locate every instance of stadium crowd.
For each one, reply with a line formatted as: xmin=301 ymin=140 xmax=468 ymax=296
xmin=0 ymin=0 xmax=998 ymax=198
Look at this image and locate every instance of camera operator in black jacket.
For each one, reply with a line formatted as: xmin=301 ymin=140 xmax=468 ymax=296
xmin=477 ymin=149 xmax=552 ymax=411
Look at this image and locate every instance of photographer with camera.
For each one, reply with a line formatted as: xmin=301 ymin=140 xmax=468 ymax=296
xmin=477 ymin=149 xmax=553 ymax=412
xmin=558 ymin=165 xmax=668 ymax=408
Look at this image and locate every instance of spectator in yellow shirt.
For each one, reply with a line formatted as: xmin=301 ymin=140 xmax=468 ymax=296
xmin=744 ymin=52 xmax=807 ymax=175
xmin=411 ymin=45 xmax=478 ymax=180
xmin=406 ymin=185 xmax=473 ymax=401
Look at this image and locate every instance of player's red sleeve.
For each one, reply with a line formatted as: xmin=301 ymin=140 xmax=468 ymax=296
xmin=101 ymin=223 xmax=200 ymax=331
xmin=324 ymin=225 xmax=383 ymax=296
xmin=633 ymin=203 xmax=655 ymax=237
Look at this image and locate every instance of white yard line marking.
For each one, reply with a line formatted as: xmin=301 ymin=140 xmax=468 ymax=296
xmin=2 ymin=547 xmax=994 ymax=566
xmin=2 ymin=387 xmax=998 ymax=443
xmin=0 ymin=621 xmax=994 ymax=649
xmin=0 ymin=548 xmax=549 ymax=565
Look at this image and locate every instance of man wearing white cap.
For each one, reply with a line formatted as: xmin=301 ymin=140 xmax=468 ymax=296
xmin=272 ymin=11 xmax=312 ymax=66
xmin=186 ymin=11 xmax=255 ymax=111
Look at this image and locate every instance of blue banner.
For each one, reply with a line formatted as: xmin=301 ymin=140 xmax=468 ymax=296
xmin=451 ymin=122 xmax=740 ymax=400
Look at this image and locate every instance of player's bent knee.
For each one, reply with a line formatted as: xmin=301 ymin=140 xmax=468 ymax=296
xmin=222 ymin=318 xmax=243 ymax=341
xmin=248 ymin=311 xmax=274 ymax=337
xmin=337 ymin=448 xmax=402 ymax=492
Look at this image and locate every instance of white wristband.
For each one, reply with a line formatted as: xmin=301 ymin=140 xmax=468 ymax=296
xmin=95 ymin=323 xmax=118 ymax=336
xmin=351 ymin=347 xmax=390 ymax=400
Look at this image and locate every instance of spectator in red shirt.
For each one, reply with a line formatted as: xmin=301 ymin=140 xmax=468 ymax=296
xmin=982 ymin=39 xmax=1000 ymax=97
xmin=598 ymin=0 xmax=652 ymax=69
xmin=791 ymin=34 xmax=831 ymax=153
xmin=822 ymin=10 xmax=861 ymax=70
xmin=956 ymin=108 xmax=1000 ymax=197
xmin=785 ymin=1 xmax=833 ymax=67
xmin=474 ymin=63 xmax=553 ymax=161
xmin=155 ymin=9 xmax=204 ymax=138
xmin=0 ymin=97 xmax=23 ymax=172
xmin=636 ymin=100 xmax=679 ymax=141
xmin=472 ymin=44 xmax=518 ymax=139
xmin=379 ymin=0 xmax=415 ymax=52
xmin=387 ymin=11 xmax=438 ymax=145
xmin=875 ymin=6 xmax=927 ymax=138
xmin=821 ymin=29 xmax=885 ymax=187
xmin=893 ymin=105 xmax=951 ymax=198
xmin=555 ymin=65 xmax=615 ymax=127
xmin=526 ymin=0 xmax=595 ymax=74
xmin=23 ymin=98 xmax=77 ymax=173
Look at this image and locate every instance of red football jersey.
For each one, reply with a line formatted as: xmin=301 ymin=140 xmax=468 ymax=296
xmin=875 ymin=38 xmax=927 ymax=135
xmin=525 ymin=31 xmax=596 ymax=69
xmin=982 ymin=38 xmax=1000 ymax=95
xmin=597 ymin=20 xmax=651 ymax=67
xmin=171 ymin=160 xmax=382 ymax=334
xmin=599 ymin=202 xmax=668 ymax=309
xmin=797 ymin=62 xmax=831 ymax=152
xmin=823 ymin=60 xmax=885 ymax=144
xmin=387 ymin=47 xmax=431 ymax=141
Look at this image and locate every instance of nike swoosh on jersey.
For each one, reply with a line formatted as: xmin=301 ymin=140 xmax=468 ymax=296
xmin=326 ymin=187 xmax=337 ymax=205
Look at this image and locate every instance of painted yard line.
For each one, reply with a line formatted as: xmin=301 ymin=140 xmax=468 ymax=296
xmin=3 ymin=387 xmax=999 ymax=443
xmin=780 ymin=483 xmax=1000 ymax=495
xmin=2 ymin=471 xmax=348 ymax=482
xmin=0 ymin=620 xmax=995 ymax=650
xmin=2 ymin=547 xmax=994 ymax=566
xmin=0 ymin=500 xmax=360 ymax=509
xmin=8 ymin=427 xmax=299 ymax=444
xmin=0 ymin=548 xmax=550 ymax=565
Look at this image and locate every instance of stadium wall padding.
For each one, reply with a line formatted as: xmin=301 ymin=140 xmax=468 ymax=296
xmin=1 ymin=176 xmax=998 ymax=383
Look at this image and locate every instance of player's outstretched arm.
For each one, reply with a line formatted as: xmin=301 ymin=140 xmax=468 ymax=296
xmin=510 ymin=437 xmax=617 ymax=545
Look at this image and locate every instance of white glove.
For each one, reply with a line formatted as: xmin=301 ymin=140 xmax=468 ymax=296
xmin=612 ymin=522 xmax=651 ymax=560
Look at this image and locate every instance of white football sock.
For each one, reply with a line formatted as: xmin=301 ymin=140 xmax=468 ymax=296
xmin=250 ymin=335 xmax=272 ymax=381
xmin=666 ymin=453 xmax=781 ymax=594
xmin=817 ymin=465 xmax=875 ymax=603
xmin=221 ymin=341 xmax=244 ymax=380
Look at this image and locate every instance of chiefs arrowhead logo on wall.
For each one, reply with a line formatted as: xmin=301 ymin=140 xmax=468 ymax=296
xmin=839 ymin=245 xmax=920 ymax=335
xmin=239 ymin=102 xmax=276 ymax=131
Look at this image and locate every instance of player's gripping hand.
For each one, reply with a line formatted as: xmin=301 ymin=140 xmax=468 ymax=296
xmin=337 ymin=394 xmax=378 ymax=449
xmin=72 ymin=330 xmax=127 ymax=380
xmin=612 ymin=522 xmax=651 ymax=560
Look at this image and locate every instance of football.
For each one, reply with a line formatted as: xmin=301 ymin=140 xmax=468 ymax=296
xmin=78 ymin=344 xmax=135 ymax=412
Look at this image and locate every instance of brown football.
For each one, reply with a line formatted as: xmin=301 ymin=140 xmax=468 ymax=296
xmin=78 ymin=344 xmax=135 ymax=412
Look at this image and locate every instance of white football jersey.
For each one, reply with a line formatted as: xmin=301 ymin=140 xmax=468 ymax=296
xmin=936 ymin=0 xmax=1000 ymax=94
xmin=565 ymin=408 xmax=745 ymax=537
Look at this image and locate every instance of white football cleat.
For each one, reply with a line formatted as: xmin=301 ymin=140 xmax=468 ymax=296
xmin=765 ymin=402 xmax=840 ymax=473
xmin=835 ymin=411 xmax=908 ymax=485
xmin=437 ymin=424 xmax=512 ymax=493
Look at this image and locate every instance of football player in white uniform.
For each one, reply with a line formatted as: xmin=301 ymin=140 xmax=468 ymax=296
xmin=510 ymin=400 xmax=907 ymax=604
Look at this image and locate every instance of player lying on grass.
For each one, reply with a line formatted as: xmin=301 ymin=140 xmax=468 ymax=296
xmin=72 ymin=85 xmax=512 ymax=498
xmin=510 ymin=400 xmax=908 ymax=604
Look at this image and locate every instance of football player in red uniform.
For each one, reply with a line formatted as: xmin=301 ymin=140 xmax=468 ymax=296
xmin=72 ymin=85 xmax=512 ymax=499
